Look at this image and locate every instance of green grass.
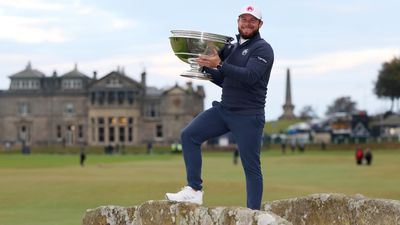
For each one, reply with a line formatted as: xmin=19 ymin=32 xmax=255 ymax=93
xmin=0 ymin=149 xmax=399 ymax=225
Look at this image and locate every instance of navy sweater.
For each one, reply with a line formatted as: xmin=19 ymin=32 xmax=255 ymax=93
xmin=204 ymin=32 xmax=274 ymax=115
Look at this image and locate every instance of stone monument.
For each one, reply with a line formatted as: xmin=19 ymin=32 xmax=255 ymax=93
xmin=279 ymin=68 xmax=296 ymax=120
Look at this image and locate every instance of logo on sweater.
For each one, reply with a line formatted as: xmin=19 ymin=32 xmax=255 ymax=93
xmin=242 ymin=49 xmax=249 ymax=56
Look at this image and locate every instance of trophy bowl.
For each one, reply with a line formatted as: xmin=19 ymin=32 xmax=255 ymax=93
xmin=170 ymin=30 xmax=234 ymax=80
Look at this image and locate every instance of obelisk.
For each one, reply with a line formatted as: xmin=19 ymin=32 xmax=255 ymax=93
xmin=279 ymin=68 xmax=296 ymax=120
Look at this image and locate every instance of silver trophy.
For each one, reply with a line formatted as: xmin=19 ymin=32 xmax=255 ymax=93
xmin=170 ymin=30 xmax=233 ymax=80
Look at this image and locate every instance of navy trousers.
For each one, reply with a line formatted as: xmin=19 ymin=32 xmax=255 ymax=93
xmin=181 ymin=102 xmax=265 ymax=210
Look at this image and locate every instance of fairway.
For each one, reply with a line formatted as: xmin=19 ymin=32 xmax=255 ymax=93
xmin=0 ymin=150 xmax=399 ymax=225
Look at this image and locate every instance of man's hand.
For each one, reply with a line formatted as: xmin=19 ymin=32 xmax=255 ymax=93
xmin=196 ymin=48 xmax=221 ymax=69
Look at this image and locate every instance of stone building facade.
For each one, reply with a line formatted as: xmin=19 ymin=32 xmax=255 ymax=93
xmin=0 ymin=63 xmax=205 ymax=147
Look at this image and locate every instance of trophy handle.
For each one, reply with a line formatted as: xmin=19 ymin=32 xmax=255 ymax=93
xmin=181 ymin=57 xmax=212 ymax=80
xmin=188 ymin=57 xmax=202 ymax=71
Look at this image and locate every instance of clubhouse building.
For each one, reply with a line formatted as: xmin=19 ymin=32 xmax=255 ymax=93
xmin=0 ymin=63 xmax=205 ymax=147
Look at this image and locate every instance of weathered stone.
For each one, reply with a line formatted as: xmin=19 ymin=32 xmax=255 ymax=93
xmin=82 ymin=205 xmax=138 ymax=225
xmin=263 ymin=193 xmax=400 ymax=225
xmin=82 ymin=200 xmax=291 ymax=225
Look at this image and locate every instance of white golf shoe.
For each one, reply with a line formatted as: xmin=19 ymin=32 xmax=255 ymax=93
xmin=165 ymin=186 xmax=203 ymax=205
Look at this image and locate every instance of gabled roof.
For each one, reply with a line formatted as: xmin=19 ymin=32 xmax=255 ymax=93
xmin=9 ymin=62 xmax=45 ymax=79
xmin=90 ymin=70 xmax=142 ymax=90
xmin=163 ymin=83 xmax=187 ymax=95
xmin=61 ymin=64 xmax=89 ymax=78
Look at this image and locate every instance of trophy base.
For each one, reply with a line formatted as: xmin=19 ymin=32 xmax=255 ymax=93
xmin=180 ymin=71 xmax=212 ymax=80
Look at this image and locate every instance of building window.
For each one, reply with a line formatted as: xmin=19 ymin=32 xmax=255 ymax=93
xmin=109 ymin=117 xmax=117 ymax=126
xmin=91 ymin=118 xmax=95 ymax=142
xmin=78 ymin=125 xmax=84 ymax=139
xmin=118 ymin=117 xmax=127 ymax=125
xmin=62 ymin=79 xmax=82 ymax=89
xmin=57 ymin=125 xmax=62 ymax=139
xmin=12 ymin=79 xmax=39 ymax=90
xmin=109 ymin=127 xmax=115 ymax=142
xmin=128 ymin=117 xmax=133 ymax=142
xmin=119 ymin=127 xmax=125 ymax=142
xmin=156 ymin=124 xmax=163 ymax=138
xmin=150 ymin=105 xmax=156 ymax=117
xmin=98 ymin=127 xmax=104 ymax=142
xmin=106 ymin=77 xmax=122 ymax=88
xmin=128 ymin=117 xmax=133 ymax=125
xmin=91 ymin=92 xmax=96 ymax=104
xmin=98 ymin=117 xmax=104 ymax=125
xmin=98 ymin=117 xmax=105 ymax=143
xmin=22 ymin=80 xmax=28 ymax=88
xmin=108 ymin=91 xmax=115 ymax=104
xmin=98 ymin=92 xmax=105 ymax=105
xmin=128 ymin=127 xmax=133 ymax=142
xmin=118 ymin=91 xmax=125 ymax=104
xmin=146 ymin=104 xmax=159 ymax=118
xmin=18 ymin=102 xmax=30 ymax=116
xmin=127 ymin=91 xmax=134 ymax=104
xmin=65 ymin=103 xmax=75 ymax=115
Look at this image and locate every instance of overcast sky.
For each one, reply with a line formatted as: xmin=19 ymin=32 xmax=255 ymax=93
xmin=0 ymin=0 xmax=399 ymax=121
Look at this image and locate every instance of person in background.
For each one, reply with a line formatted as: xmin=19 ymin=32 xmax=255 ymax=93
xmin=233 ymin=148 xmax=240 ymax=165
xmin=281 ymin=139 xmax=286 ymax=154
xmin=80 ymin=142 xmax=86 ymax=167
xmin=364 ymin=148 xmax=373 ymax=165
xmin=355 ymin=146 xmax=364 ymax=165
xmin=147 ymin=141 xmax=153 ymax=155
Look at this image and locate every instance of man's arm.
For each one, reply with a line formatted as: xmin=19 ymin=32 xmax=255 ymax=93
xmin=203 ymin=67 xmax=224 ymax=87
xmin=198 ymin=48 xmax=226 ymax=87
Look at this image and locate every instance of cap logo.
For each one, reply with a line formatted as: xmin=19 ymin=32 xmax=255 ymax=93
xmin=246 ymin=6 xmax=254 ymax=12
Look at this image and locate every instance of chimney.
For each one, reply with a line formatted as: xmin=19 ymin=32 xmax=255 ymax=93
xmin=196 ymin=85 xmax=205 ymax=98
xmin=93 ymin=71 xmax=97 ymax=80
xmin=186 ymin=81 xmax=193 ymax=93
xmin=141 ymin=70 xmax=146 ymax=88
xmin=141 ymin=69 xmax=146 ymax=96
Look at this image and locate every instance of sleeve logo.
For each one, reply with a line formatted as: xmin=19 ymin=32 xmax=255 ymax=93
xmin=257 ymin=56 xmax=267 ymax=64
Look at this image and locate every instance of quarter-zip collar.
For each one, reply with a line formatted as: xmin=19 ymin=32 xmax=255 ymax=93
xmin=236 ymin=31 xmax=261 ymax=47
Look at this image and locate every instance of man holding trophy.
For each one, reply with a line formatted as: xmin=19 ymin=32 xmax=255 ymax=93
xmin=166 ymin=4 xmax=274 ymax=210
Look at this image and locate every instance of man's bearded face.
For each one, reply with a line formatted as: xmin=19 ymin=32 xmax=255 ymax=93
xmin=238 ymin=14 xmax=262 ymax=39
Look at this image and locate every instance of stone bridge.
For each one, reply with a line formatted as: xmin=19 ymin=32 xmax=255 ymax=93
xmin=82 ymin=193 xmax=400 ymax=225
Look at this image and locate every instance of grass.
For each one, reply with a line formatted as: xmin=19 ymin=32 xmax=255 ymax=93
xmin=0 ymin=149 xmax=399 ymax=225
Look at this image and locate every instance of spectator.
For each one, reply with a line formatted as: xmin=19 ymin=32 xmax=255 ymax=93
xmin=320 ymin=141 xmax=326 ymax=151
xmin=281 ymin=140 xmax=286 ymax=154
xmin=147 ymin=141 xmax=153 ymax=155
xmin=105 ymin=144 xmax=114 ymax=155
xmin=80 ymin=142 xmax=86 ymax=167
xmin=233 ymin=148 xmax=240 ymax=165
xmin=364 ymin=148 xmax=373 ymax=165
xmin=298 ymin=140 xmax=305 ymax=153
xmin=290 ymin=139 xmax=296 ymax=152
xmin=355 ymin=146 xmax=364 ymax=165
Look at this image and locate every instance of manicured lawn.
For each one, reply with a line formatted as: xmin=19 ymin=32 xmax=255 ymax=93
xmin=0 ymin=149 xmax=399 ymax=225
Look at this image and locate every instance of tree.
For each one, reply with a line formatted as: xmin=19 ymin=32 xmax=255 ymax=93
xmin=374 ymin=57 xmax=400 ymax=111
xmin=325 ymin=96 xmax=357 ymax=116
xmin=299 ymin=105 xmax=318 ymax=120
